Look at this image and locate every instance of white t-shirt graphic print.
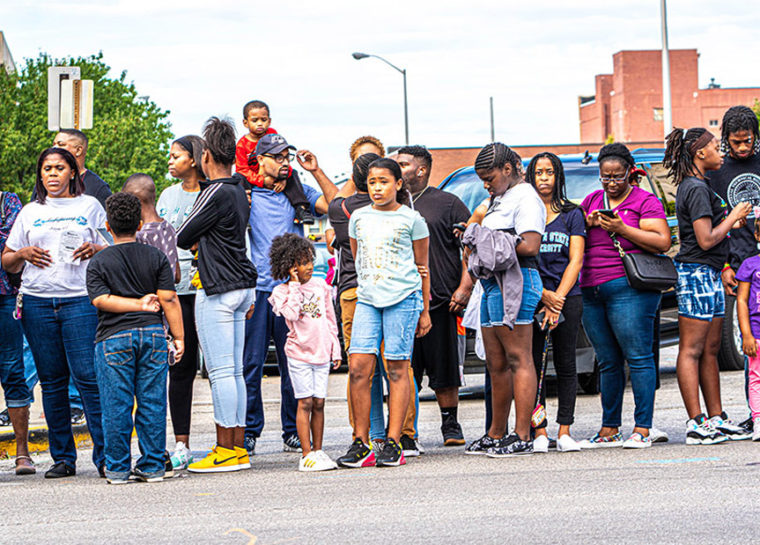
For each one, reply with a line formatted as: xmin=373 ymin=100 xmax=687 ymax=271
xmin=7 ymin=195 xmax=106 ymax=297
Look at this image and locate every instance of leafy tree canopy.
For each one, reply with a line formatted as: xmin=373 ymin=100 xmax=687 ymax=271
xmin=0 ymin=52 xmax=174 ymax=202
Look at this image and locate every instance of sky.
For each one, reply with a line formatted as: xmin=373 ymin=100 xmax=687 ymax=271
xmin=4 ymin=0 xmax=760 ymax=183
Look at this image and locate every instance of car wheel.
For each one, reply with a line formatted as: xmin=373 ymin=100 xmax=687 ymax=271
xmin=718 ymin=294 xmax=745 ymax=371
xmin=578 ymin=358 xmax=600 ymax=395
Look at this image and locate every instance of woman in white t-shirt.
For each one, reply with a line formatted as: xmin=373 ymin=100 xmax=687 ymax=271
xmin=464 ymin=143 xmax=546 ymax=458
xmin=2 ymin=147 xmax=107 ymax=479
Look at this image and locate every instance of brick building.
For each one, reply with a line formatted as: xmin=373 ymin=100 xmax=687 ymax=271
xmin=579 ymin=49 xmax=760 ymax=143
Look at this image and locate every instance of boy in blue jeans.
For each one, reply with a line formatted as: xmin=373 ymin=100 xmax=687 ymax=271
xmin=87 ymin=193 xmax=184 ymax=484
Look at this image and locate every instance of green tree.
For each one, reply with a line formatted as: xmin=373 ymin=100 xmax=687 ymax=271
xmin=0 ymin=52 xmax=173 ymax=202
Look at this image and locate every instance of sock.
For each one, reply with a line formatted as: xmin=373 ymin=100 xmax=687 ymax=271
xmin=440 ymin=406 xmax=458 ymax=423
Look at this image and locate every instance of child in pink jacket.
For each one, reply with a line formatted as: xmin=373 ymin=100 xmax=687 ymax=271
xmin=269 ymin=233 xmax=342 ymax=472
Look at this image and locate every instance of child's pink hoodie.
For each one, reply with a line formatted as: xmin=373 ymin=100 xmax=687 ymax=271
xmin=269 ymin=277 xmax=342 ymax=364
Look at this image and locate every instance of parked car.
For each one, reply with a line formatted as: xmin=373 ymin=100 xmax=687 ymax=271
xmin=436 ymin=148 xmax=724 ymax=393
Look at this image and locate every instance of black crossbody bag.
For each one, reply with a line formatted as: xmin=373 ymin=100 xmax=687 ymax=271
xmin=603 ymin=194 xmax=677 ymax=292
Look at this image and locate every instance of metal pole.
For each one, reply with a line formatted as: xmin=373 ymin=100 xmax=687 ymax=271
xmin=402 ymin=69 xmax=409 ymax=145
xmin=490 ymin=96 xmax=495 ymax=142
xmin=660 ymin=0 xmax=672 ymax=139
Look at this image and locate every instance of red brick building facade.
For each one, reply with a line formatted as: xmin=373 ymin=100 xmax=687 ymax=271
xmin=579 ymin=49 xmax=760 ymax=143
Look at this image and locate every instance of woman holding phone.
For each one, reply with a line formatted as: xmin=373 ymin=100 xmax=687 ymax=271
xmin=579 ymin=143 xmax=671 ymax=449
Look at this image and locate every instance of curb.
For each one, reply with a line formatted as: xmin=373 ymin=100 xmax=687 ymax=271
xmin=0 ymin=424 xmax=92 ymax=458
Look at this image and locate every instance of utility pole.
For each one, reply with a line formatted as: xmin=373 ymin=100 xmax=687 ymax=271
xmin=660 ymin=0 xmax=672 ymax=139
xmin=489 ymin=97 xmax=495 ymax=142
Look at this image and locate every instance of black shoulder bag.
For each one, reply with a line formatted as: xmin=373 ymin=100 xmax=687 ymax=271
xmin=604 ymin=194 xmax=677 ymax=292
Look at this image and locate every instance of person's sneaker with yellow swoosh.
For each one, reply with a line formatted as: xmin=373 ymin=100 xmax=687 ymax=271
xmin=235 ymin=446 xmax=251 ymax=470
xmin=187 ymin=446 xmax=241 ymax=473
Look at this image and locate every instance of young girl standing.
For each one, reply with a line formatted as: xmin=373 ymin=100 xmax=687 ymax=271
xmin=269 ymin=233 xmax=342 ymax=472
xmin=338 ymin=158 xmax=431 ymax=468
xmin=736 ymin=221 xmax=760 ymax=441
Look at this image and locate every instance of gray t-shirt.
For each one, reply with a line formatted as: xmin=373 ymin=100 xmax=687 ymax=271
xmin=157 ymin=183 xmax=200 ymax=294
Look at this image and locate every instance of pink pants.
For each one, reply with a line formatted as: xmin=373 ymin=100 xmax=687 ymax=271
xmin=749 ymin=353 xmax=760 ymax=419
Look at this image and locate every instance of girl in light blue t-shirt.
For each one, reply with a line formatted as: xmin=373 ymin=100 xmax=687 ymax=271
xmin=337 ymin=158 xmax=431 ymax=469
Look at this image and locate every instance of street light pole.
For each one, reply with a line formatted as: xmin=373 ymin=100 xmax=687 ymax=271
xmin=660 ymin=0 xmax=672 ymax=140
xmin=352 ymin=52 xmax=409 ymax=145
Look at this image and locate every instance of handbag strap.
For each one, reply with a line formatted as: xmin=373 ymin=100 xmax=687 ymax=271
xmin=0 ymin=191 xmax=6 ymax=224
xmin=602 ymin=192 xmax=627 ymax=258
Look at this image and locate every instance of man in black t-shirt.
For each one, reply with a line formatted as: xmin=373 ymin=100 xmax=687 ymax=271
xmin=53 ymin=129 xmax=112 ymax=208
xmin=87 ymin=193 xmax=184 ymax=483
xmin=396 ymin=146 xmax=473 ymax=446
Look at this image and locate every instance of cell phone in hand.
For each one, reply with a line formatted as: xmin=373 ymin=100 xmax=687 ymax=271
xmin=534 ymin=310 xmax=566 ymax=331
xmin=597 ymin=209 xmax=616 ymax=218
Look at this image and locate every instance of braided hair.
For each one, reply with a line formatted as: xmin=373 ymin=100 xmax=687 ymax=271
xmin=597 ymin=142 xmax=635 ymax=170
xmin=474 ymin=142 xmax=522 ymax=177
xmin=367 ymin=158 xmax=411 ymax=206
xmin=526 ymin=152 xmax=576 ymax=213
xmin=352 ymin=152 xmax=381 ymax=192
xmin=663 ymin=127 xmax=714 ymax=185
xmin=720 ymin=105 xmax=760 ymax=156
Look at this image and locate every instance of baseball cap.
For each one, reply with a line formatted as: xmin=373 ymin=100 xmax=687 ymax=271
xmin=255 ymin=133 xmax=296 ymax=156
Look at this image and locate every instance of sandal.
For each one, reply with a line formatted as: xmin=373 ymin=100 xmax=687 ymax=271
xmin=15 ymin=455 xmax=36 ymax=475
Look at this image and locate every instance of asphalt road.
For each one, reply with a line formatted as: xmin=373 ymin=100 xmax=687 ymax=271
xmin=2 ymin=347 xmax=759 ymax=544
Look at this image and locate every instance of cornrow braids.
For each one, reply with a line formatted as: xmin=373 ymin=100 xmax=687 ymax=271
xmin=474 ymin=142 xmax=522 ymax=174
xmin=663 ymin=127 xmax=712 ymax=185
xmin=720 ymin=105 xmax=760 ymax=155
xmin=526 ymin=152 xmax=576 ymax=213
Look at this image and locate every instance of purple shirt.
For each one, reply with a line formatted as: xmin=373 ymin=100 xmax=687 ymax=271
xmin=580 ymin=186 xmax=667 ymax=288
xmin=736 ymin=254 xmax=760 ymax=338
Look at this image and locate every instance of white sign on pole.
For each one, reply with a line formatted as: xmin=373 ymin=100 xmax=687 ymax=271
xmin=47 ymin=66 xmax=93 ymax=131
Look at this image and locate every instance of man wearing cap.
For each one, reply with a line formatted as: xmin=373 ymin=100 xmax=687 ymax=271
xmin=243 ymin=133 xmax=340 ymax=455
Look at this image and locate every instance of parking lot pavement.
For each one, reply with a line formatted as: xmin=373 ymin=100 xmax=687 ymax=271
xmin=2 ymin=346 xmax=759 ymax=544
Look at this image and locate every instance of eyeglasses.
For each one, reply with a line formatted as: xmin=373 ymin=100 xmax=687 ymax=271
xmin=262 ymin=153 xmax=295 ymax=164
xmin=599 ymin=174 xmax=628 ymax=184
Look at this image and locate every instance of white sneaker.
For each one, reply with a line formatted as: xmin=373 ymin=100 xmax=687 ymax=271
xmin=298 ymin=451 xmax=336 ymax=472
xmin=685 ymin=416 xmax=728 ymax=445
xmin=533 ymin=434 xmax=549 ymax=453
xmin=315 ymin=450 xmax=338 ymax=470
xmin=649 ymin=428 xmax=669 ymax=443
xmin=622 ymin=432 xmax=652 ymax=449
xmin=753 ymin=417 xmax=760 ymax=442
xmin=709 ymin=414 xmax=751 ymax=441
xmin=170 ymin=441 xmax=193 ymax=470
xmin=556 ymin=434 xmax=581 ymax=452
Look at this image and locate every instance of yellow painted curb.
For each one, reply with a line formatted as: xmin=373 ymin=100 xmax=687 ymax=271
xmin=0 ymin=424 xmax=92 ymax=458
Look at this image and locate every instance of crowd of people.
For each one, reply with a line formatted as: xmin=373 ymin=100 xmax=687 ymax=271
xmin=1 ymin=101 xmax=760 ymax=481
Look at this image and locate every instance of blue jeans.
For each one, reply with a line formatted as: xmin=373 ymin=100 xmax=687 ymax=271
xmin=21 ymin=295 xmax=104 ymax=469
xmin=243 ymin=289 xmax=298 ymax=439
xmin=349 ymin=291 xmax=423 ymax=360
xmin=22 ymin=336 xmax=82 ymax=409
xmin=94 ymin=325 xmax=168 ymax=480
xmin=196 ymin=288 xmax=254 ymax=429
xmin=582 ymin=277 xmax=661 ymax=429
xmin=0 ymin=295 xmax=31 ymax=408
xmin=368 ymin=360 xmax=420 ymax=441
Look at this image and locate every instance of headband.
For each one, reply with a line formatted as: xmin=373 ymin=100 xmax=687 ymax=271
xmin=174 ymin=136 xmax=194 ymax=156
xmin=688 ymin=131 xmax=714 ymax=155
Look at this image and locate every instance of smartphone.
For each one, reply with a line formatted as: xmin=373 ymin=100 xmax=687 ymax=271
xmin=597 ymin=209 xmax=616 ymax=218
xmin=534 ymin=310 xmax=566 ymax=331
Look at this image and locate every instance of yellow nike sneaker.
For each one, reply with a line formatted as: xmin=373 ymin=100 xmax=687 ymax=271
xmin=187 ymin=446 xmax=240 ymax=473
xmin=235 ymin=446 xmax=251 ymax=470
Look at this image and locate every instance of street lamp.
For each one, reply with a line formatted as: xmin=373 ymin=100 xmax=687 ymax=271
xmin=352 ymin=51 xmax=409 ymax=145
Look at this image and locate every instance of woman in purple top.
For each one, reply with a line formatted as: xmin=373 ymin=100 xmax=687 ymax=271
xmin=0 ymin=189 xmax=34 ymax=474
xmin=579 ymin=143 xmax=671 ymax=449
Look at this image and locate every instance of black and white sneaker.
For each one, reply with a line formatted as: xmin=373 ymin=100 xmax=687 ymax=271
xmin=337 ymin=438 xmax=376 ymax=468
xmin=163 ymin=451 xmax=175 ymax=479
xmin=399 ymin=434 xmax=420 ymax=457
xmin=244 ymin=434 xmax=257 ymax=456
xmin=70 ymin=407 xmax=86 ymax=426
xmin=739 ymin=416 xmax=754 ymax=435
xmin=685 ymin=414 xmax=728 ymax=445
xmin=710 ymin=413 xmax=751 ymax=441
xmin=376 ymin=438 xmax=406 ymax=467
xmin=486 ymin=433 xmax=533 ymax=458
xmin=441 ymin=416 xmax=465 ymax=446
xmin=464 ymin=434 xmax=500 ymax=455
xmin=0 ymin=408 xmax=10 ymax=426
xmin=283 ymin=434 xmax=303 ymax=453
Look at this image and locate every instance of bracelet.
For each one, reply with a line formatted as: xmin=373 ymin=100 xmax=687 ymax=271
xmin=722 ymin=263 xmax=732 ymax=272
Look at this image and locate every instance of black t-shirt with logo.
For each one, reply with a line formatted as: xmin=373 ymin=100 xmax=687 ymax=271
xmin=709 ymin=153 xmax=760 ymax=269
xmin=676 ymin=176 xmax=729 ymax=271
xmin=412 ymin=187 xmax=471 ymax=311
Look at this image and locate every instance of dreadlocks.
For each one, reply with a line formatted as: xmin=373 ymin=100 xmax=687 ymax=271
xmin=663 ymin=127 xmax=714 ymax=185
xmin=526 ymin=152 xmax=576 ymax=213
xmin=474 ymin=142 xmax=522 ymax=176
xmin=720 ymin=105 xmax=760 ymax=156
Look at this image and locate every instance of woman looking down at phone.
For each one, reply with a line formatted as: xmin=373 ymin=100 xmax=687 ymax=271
xmin=578 ymin=143 xmax=671 ymax=449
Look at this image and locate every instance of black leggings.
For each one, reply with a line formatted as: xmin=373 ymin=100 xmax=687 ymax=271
xmin=532 ymin=295 xmax=583 ymax=427
xmin=169 ymin=294 xmax=200 ymax=437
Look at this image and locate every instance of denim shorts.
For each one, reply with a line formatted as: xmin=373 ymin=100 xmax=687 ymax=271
xmin=675 ymin=261 xmax=725 ymax=321
xmin=349 ymin=291 xmax=423 ymax=360
xmin=480 ymin=268 xmax=543 ymax=327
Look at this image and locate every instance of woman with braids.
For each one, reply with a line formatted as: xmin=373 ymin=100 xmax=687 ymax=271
xmin=159 ymin=134 xmax=205 ymax=469
xmin=525 ymin=152 xmax=584 ymax=452
xmin=464 ymin=143 xmax=545 ymax=457
xmin=578 ymin=143 xmax=670 ymax=449
xmin=666 ymin=127 xmax=752 ymax=444
xmin=176 ymin=117 xmax=258 ymax=473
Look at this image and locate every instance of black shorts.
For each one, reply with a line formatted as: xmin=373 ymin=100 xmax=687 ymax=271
xmin=412 ymin=307 xmax=461 ymax=390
